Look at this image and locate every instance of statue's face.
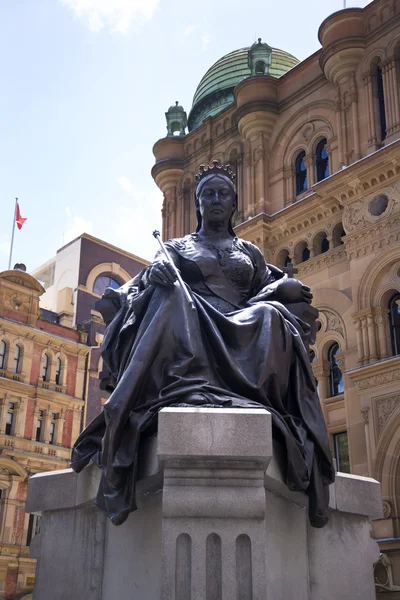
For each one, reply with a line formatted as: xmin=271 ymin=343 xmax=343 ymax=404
xmin=197 ymin=175 xmax=236 ymax=224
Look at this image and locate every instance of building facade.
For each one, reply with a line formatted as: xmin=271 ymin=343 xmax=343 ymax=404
xmin=0 ymin=266 xmax=89 ymax=599
xmin=152 ymin=1 xmax=400 ymax=594
xmin=32 ymin=234 xmax=149 ymax=425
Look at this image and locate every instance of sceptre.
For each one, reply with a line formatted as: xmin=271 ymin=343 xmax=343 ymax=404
xmin=152 ymin=230 xmax=196 ymax=310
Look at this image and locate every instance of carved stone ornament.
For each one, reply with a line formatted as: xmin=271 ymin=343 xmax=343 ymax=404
xmin=0 ymin=467 xmax=11 ymax=476
xmin=320 ymin=309 xmax=344 ymax=337
xmin=356 ymin=369 xmax=400 ymax=392
xmin=382 ymin=500 xmax=392 ymax=519
xmin=342 ymin=182 xmax=399 ymax=234
xmin=374 ymin=394 xmax=400 ymax=438
xmin=360 ymin=407 xmax=369 ymax=423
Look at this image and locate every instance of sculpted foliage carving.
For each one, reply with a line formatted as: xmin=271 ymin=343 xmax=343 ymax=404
xmin=374 ymin=394 xmax=400 ymax=438
xmin=320 ymin=309 xmax=344 ymax=337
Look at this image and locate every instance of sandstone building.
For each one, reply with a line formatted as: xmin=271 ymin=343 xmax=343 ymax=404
xmin=152 ymin=1 xmax=400 ymax=593
xmin=0 ymin=266 xmax=89 ymax=599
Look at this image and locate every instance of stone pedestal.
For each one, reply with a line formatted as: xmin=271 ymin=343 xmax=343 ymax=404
xmin=27 ymin=408 xmax=382 ymax=600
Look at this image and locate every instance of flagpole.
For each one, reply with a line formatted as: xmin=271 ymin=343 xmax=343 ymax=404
xmin=8 ymin=198 xmax=17 ymax=270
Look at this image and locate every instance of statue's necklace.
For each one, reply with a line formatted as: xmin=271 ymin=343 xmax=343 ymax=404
xmin=192 ymin=234 xmax=237 ymax=267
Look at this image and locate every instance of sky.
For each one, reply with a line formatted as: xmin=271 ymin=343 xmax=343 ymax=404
xmin=0 ymin=0 xmax=372 ymax=271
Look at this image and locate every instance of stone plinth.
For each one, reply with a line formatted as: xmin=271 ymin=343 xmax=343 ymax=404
xmin=27 ymin=408 xmax=382 ymax=600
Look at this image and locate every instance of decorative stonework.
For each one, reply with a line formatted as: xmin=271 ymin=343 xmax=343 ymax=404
xmin=344 ymin=215 xmax=400 ymax=260
xmin=297 ymin=247 xmax=346 ymax=276
xmin=360 ymin=408 xmax=369 ymax=424
xmin=355 ymin=369 xmax=400 ymax=391
xmin=320 ymin=309 xmax=345 ymax=337
xmin=374 ymin=394 xmax=400 ymax=438
xmin=342 ymin=183 xmax=399 ymax=234
xmin=382 ymin=500 xmax=392 ymax=519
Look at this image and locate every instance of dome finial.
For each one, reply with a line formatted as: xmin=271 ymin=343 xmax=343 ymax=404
xmin=248 ymin=38 xmax=272 ymax=76
xmin=258 ymin=37 xmax=262 ymax=43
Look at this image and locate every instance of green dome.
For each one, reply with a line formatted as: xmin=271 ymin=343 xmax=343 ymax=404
xmin=188 ymin=46 xmax=299 ymax=131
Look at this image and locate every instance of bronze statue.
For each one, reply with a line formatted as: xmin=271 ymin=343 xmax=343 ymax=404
xmin=71 ymin=161 xmax=335 ymax=528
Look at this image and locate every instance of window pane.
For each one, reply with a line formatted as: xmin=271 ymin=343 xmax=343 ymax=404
xmin=36 ymin=419 xmax=42 ymax=442
xmin=93 ymin=275 xmax=120 ymax=296
xmin=295 ymin=151 xmax=308 ymax=195
xmin=49 ymin=422 xmax=55 ymax=445
xmin=5 ymin=412 xmax=13 ymax=436
xmin=389 ymin=294 xmax=400 ymax=356
xmin=334 ymin=431 xmax=350 ymax=473
xmin=328 ymin=343 xmax=344 ymax=396
xmin=316 ymin=138 xmax=329 ymax=182
xmin=0 ymin=341 xmax=5 ymax=369
xmin=42 ymin=354 xmax=49 ymax=381
xmin=13 ymin=345 xmax=20 ymax=373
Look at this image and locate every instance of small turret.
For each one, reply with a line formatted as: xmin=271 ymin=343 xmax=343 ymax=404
xmin=165 ymin=101 xmax=187 ymax=137
xmin=248 ymin=38 xmax=272 ymax=76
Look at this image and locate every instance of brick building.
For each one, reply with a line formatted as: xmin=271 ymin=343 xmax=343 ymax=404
xmin=152 ymin=1 xmax=400 ymax=593
xmin=0 ymin=266 xmax=89 ymax=599
xmin=32 ymin=233 xmax=148 ymax=424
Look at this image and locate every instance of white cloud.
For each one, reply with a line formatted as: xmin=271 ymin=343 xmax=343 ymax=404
xmin=184 ymin=24 xmax=196 ymax=36
xmin=64 ymin=215 xmax=94 ymax=243
xmin=60 ymin=0 xmax=160 ymax=34
xmin=116 ymin=176 xmax=134 ymax=195
xmin=65 ymin=205 xmax=72 ymax=217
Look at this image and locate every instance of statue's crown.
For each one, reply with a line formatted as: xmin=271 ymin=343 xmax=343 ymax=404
xmin=195 ymin=160 xmax=236 ymax=185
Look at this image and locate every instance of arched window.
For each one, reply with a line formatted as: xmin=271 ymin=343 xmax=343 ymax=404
xmin=93 ymin=275 xmax=121 ymax=297
xmin=294 ymin=241 xmax=309 ymax=264
xmin=328 ymin=343 xmax=344 ymax=397
xmin=55 ymin=358 xmax=62 ymax=385
xmin=316 ymin=138 xmax=329 ymax=182
xmin=13 ymin=345 xmax=21 ymax=374
xmin=332 ymin=222 xmax=345 ymax=247
xmin=276 ymin=249 xmax=291 ymax=270
xmin=42 ymin=354 xmax=50 ymax=382
xmin=295 ymin=151 xmax=308 ymax=195
xmin=313 ymin=231 xmax=329 ymax=256
xmin=255 ymin=61 xmax=265 ymax=74
xmin=375 ymin=65 xmax=387 ymax=142
xmin=0 ymin=341 xmax=5 ymax=369
xmin=333 ymin=431 xmax=350 ymax=473
xmin=389 ymin=293 xmax=400 ymax=356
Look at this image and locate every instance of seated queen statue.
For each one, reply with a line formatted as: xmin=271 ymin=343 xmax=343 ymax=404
xmin=71 ymin=161 xmax=335 ymax=528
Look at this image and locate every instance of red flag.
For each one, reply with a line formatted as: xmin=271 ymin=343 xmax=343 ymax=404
xmin=15 ymin=202 xmax=27 ymax=230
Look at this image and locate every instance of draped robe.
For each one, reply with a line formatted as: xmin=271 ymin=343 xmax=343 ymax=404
xmin=71 ymin=235 xmax=335 ymax=527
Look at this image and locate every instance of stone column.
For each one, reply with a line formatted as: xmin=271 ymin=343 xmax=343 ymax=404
xmin=388 ymin=56 xmax=400 ymax=134
xmin=382 ymin=59 xmax=394 ymax=135
xmin=255 ymin=134 xmax=266 ymax=213
xmin=283 ymin=166 xmax=295 ymax=206
xmin=0 ymin=394 xmax=9 ymax=434
xmin=244 ymin=142 xmax=253 ymax=218
xmin=366 ymin=312 xmax=378 ymax=362
xmin=374 ymin=307 xmax=389 ymax=359
xmin=361 ymin=315 xmax=370 ymax=365
xmin=364 ymin=72 xmax=378 ymax=148
xmin=360 ymin=408 xmax=372 ymax=478
xmin=304 ymin=155 xmax=314 ymax=187
xmin=350 ymin=73 xmax=361 ymax=161
xmin=237 ymin=154 xmax=244 ymax=218
xmin=334 ymin=91 xmax=346 ymax=167
xmin=71 ymin=405 xmax=83 ymax=446
xmin=43 ymin=410 xmax=52 ymax=444
xmin=157 ymin=407 xmax=272 ymax=600
xmin=355 ymin=318 xmax=364 ymax=365
xmin=55 ymin=410 xmax=66 ymax=447
xmin=14 ymin=397 xmax=27 ymax=438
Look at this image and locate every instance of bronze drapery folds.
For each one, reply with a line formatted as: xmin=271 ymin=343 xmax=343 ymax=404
xmin=71 ymin=163 xmax=335 ymax=528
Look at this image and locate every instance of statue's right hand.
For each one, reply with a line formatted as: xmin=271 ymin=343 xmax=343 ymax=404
xmin=147 ymin=260 xmax=178 ymax=287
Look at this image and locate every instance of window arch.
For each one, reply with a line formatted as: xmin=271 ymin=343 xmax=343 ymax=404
xmin=0 ymin=341 xmax=6 ymax=370
xmin=276 ymin=249 xmax=291 ymax=269
xmin=332 ymin=222 xmax=345 ymax=247
xmin=315 ymin=138 xmax=329 ymax=182
xmin=255 ymin=61 xmax=266 ymax=74
xmin=13 ymin=345 xmax=21 ymax=374
xmin=389 ymin=293 xmax=400 ymax=356
xmin=328 ymin=343 xmax=344 ymax=397
xmin=294 ymin=240 xmax=310 ymax=264
xmin=295 ymin=151 xmax=308 ymax=195
xmin=42 ymin=354 xmax=50 ymax=382
xmin=313 ymin=231 xmax=329 ymax=256
xmin=93 ymin=274 xmax=121 ymax=297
